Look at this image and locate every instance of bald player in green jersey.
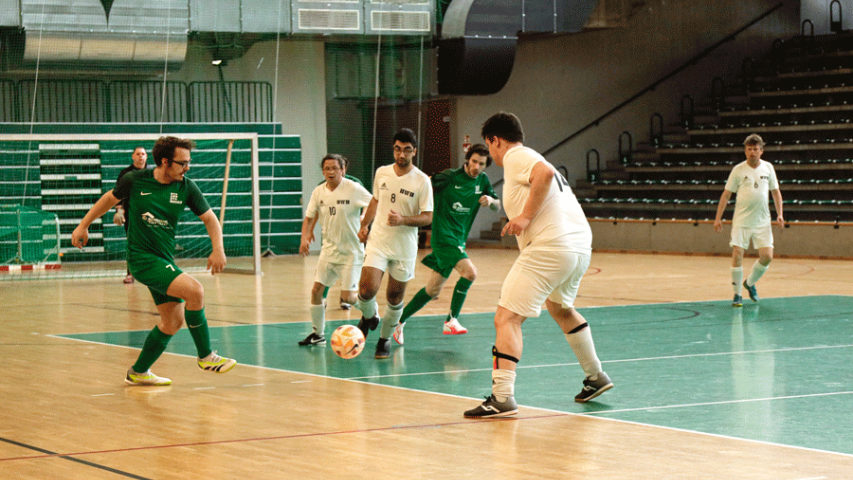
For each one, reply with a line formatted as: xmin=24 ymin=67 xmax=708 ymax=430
xmin=392 ymin=144 xmax=500 ymax=345
xmin=72 ymin=136 xmax=237 ymax=386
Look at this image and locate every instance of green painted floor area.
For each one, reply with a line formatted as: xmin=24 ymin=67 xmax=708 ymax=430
xmin=60 ymin=295 xmax=853 ymax=455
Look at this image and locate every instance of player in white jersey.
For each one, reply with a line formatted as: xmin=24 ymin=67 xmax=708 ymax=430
xmin=355 ymin=128 xmax=434 ymax=359
xmin=298 ymin=154 xmax=373 ymax=346
xmin=464 ymin=112 xmax=612 ymax=419
xmin=714 ymin=134 xmax=784 ymax=307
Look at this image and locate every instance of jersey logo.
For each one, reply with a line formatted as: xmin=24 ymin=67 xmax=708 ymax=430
xmin=169 ymin=192 xmax=181 ymax=204
xmin=140 ymin=192 xmax=152 ymax=196
xmin=455 ymin=185 xmax=464 ymax=189
xmin=475 ymin=185 xmax=482 ymax=194
xmin=380 ymin=182 xmax=388 ymax=191
xmin=399 ymin=188 xmax=415 ymax=198
xmin=452 ymin=202 xmax=471 ymax=214
xmin=141 ymin=212 xmax=170 ymax=228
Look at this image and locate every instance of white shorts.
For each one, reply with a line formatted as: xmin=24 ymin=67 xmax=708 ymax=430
xmin=730 ymin=225 xmax=773 ymax=250
xmin=363 ymin=246 xmax=416 ymax=282
xmin=499 ymin=249 xmax=591 ymax=318
xmin=314 ymin=256 xmax=361 ymax=291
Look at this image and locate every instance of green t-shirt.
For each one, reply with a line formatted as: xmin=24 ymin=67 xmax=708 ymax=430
xmin=430 ymin=167 xmax=498 ymax=248
xmin=113 ymin=169 xmax=210 ymax=261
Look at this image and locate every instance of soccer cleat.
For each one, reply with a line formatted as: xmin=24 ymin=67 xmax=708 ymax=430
xmin=357 ymin=315 xmax=380 ymax=339
xmin=392 ymin=321 xmax=405 ymax=345
xmin=463 ymin=395 xmax=518 ymax=418
xmin=443 ymin=317 xmax=468 ymax=335
xmin=198 ymin=351 xmax=237 ymax=373
xmin=375 ymin=338 xmax=391 ymax=359
xmin=743 ymin=281 xmax=760 ymax=302
xmin=340 ymin=301 xmax=352 ymax=310
xmin=125 ymin=368 xmax=171 ymax=386
xmin=298 ymin=332 xmax=326 ymax=346
xmin=123 ymin=275 xmax=134 ymax=284
xmin=575 ymin=371 xmax=613 ymax=403
xmin=732 ymin=294 xmax=743 ymax=307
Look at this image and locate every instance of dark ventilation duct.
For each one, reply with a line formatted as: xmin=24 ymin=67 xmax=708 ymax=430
xmin=438 ymin=0 xmax=600 ymax=95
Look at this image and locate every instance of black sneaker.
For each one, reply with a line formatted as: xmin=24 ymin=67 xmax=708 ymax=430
xmin=743 ymin=281 xmax=760 ymax=302
xmin=574 ymin=371 xmax=613 ymax=402
xmin=375 ymin=338 xmax=391 ymax=359
xmin=298 ymin=332 xmax=326 ymax=346
xmin=732 ymin=294 xmax=743 ymax=307
xmin=357 ymin=315 xmax=380 ymax=339
xmin=463 ymin=395 xmax=518 ymax=418
xmin=340 ymin=301 xmax=352 ymax=310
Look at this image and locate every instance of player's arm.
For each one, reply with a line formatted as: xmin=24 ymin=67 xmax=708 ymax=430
xmin=199 ymin=209 xmax=227 ymax=274
xmin=713 ymin=190 xmax=733 ymax=232
xmin=299 ymin=215 xmax=319 ymax=257
xmin=502 ymin=161 xmax=553 ymax=236
xmin=771 ymin=188 xmax=784 ymax=228
xmin=358 ymin=197 xmax=379 ymax=242
xmin=388 ymin=210 xmax=432 ymax=227
xmin=72 ymin=190 xmax=122 ymax=248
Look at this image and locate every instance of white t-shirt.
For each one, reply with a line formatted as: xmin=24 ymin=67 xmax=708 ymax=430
xmin=502 ymin=145 xmax=592 ymax=254
xmin=724 ymin=160 xmax=779 ymax=229
xmin=367 ymin=164 xmax=433 ymax=260
xmin=305 ymin=178 xmax=373 ymax=264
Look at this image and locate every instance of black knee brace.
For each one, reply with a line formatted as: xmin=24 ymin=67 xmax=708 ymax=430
xmin=492 ymin=345 xmax=519 ymax=369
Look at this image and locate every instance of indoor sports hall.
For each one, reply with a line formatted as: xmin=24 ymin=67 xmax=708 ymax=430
xmin=2 ymin=0 xmax=853 ymax=478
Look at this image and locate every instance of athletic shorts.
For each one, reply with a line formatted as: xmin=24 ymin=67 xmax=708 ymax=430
xmin=127 ymin=252 xmax=184 ymax=305
xmin=422 ymin=243 xmax=468 ymax=278
xmin=314 ymin=255 xmax=362 ymax=291
xmin=363 ymin=246 xmax=416 ymax=282
xmin=499 ymin=249 xmax=591 ymax=318
xmin=730 ymin=225 xmax=773 ymax=250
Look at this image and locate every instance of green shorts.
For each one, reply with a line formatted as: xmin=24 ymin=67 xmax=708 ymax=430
xmin=422 ymin=243 xmax=468 ymax=278
xmin=127 ymin=252 xmax=185 ymax=305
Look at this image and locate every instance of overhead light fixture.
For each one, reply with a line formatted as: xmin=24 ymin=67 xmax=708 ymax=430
xmin=212 ymin=59 xmax=223 ymax=66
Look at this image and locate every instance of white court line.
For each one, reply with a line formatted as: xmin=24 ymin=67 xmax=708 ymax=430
xmin=583 ymin=390 xmax=853 ymax=415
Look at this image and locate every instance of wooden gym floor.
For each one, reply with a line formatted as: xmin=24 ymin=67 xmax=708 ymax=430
xmin=1 ymin=249 xmax=852 ymax=479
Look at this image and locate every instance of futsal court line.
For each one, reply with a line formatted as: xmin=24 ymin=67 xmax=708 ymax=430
xmin=41 ymin=334 xmax=853 ymax=461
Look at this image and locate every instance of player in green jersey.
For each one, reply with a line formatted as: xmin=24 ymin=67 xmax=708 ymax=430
xmin=392 ymin=144 xmax=500 ymax=345
xmin=72 ymin=136 xmax=237 ymax=386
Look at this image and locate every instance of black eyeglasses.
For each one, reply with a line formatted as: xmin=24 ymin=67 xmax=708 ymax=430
xmin=393 ymin=146 xmax=414 ymax=154
xmin=171 ymin=159 xmax=191 ymax=167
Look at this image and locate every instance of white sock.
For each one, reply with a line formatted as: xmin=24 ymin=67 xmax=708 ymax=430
xmin=491 ymin=369 xmax=516 ymax=402
xmin=565 ymin=326 xmax=602 ymax=378
xmin=358 ymin=295 xmax=378 ymax=319
xmin=731 ymin=267 xmax=744 ymax=294
xmin=309 ymin=304 xmax=325 ymax=335
xmin=746 ymin=261 xmax=768 ymax=286
xmin=380 ymin=302 xmax=404 ymax=339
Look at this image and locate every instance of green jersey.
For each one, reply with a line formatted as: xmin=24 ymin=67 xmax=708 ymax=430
xmin=113 ymin=169 xmax=210 ymax=261
xmin=431 ymin=167 xmax=498 ymax=248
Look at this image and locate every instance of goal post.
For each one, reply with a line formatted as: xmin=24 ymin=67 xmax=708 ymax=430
xmin=0 ymin=132 xmax=262 ymax=280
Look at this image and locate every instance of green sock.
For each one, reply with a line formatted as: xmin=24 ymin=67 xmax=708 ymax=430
xmin=400 ymin=288 xmax=434 ymax=323
xmin=323 ymin=286 xmax=330 ymax=299
xmin=185 ymin=308 xmax=213 ymax=359
xmin=132 ymin=326 xmax=173 ymax=373
xmin=449 ymin=277 xmax=473 ymax=319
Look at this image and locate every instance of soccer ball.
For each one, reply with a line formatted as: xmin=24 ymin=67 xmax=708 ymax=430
xmin=331 ymin=325 xmax=365 ymax=359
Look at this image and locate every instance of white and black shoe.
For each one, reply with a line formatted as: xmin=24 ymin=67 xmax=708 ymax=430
xmin=357 ymin=315 xmax=380 ymax=339
xmin=298 ymin=332 xmax=326 ymax=346
xmin=463 ymin=395 xmax=518 ymax=419
xmin=574 ymin=372 xmax=613 ymax=402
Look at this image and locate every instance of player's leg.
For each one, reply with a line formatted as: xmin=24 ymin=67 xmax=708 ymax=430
xmin=166 ymin=273 xmax=237 ymax=373
xmin=339 ymin=261 xmax=361 ymax=310
xmin=463 ymin=306 xmax=523 ymax=418
xmin=394 ymin=268 xmax=447 ymax=345
xmin=126 ymin=298 xmax=181 ymax=386
xmin=375 ymin=260 xmax=413 ymax=358
xmin=300 ymin=281 xmax=329 ymax=346
xmin=744 ymin=227 xmax=773 ymax=302
xmin=729 ymin=225 xmax=747 ymax=306
xmin=356 ymin=253 xmax=385 ymax=338
xmin=444 ymin=257 xmax=477 ymax=334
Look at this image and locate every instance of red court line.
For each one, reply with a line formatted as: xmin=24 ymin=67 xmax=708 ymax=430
xmin=0 ymin=412 xmax=569 ymax=463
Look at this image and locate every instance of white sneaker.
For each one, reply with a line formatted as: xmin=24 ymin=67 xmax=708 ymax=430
xmin=197 ymin=351 xmax=237 ymax=373
xmin=125 ymin=368 xmax=172 ymax=386
xmin=393 ymin=322 xmax=405 ymax=345
xmin=443 ymin=317 xmax=468 ymax=335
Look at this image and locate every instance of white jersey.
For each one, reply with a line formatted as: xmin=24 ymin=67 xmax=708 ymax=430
xmin=305 ymin=178 xmax=373 ymax=264
xmin=368 ymin=164 xmax=433 ymax=261
xmin=502 ymin=146 xmax=592 ymax=254
xmin=725 ymin=160 xmax=779 ymax=229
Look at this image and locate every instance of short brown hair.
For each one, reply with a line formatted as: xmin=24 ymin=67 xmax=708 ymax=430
xmin=152 ymin=136 xmax=195 ymax=167
xmin=743 ymin=134 xmax=765 ymax=148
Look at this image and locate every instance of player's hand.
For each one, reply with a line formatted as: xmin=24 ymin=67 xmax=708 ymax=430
xmin=776 ymin=215 xmax=785 ymax=228
xmin=501 ymin=216 xmax=530 ymax=236
xmin=358 ymin=226 xmax=370 ymax=243
xmin=387 ymin=209 xmax=405 ymax=226
xmin=478 ymin=195 xmax=491 ymax=207
xmin=299 ymin=239 xmax=311 ymax=257
xmin=713 ymin=219 xmax=722 ymax=232
xmin=71 ymin=225 xmax=89 ymax=249
xmin=113 ymin=211 xmax=124 ymax=226
xmin=207 ymin=249 xmax=227 ymax=275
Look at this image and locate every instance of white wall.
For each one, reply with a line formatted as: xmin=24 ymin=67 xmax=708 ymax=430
xmin=453 ymin=0 xmax=800 ymax=239
xmin=801 ymin=0 xmax=853 ymax=34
